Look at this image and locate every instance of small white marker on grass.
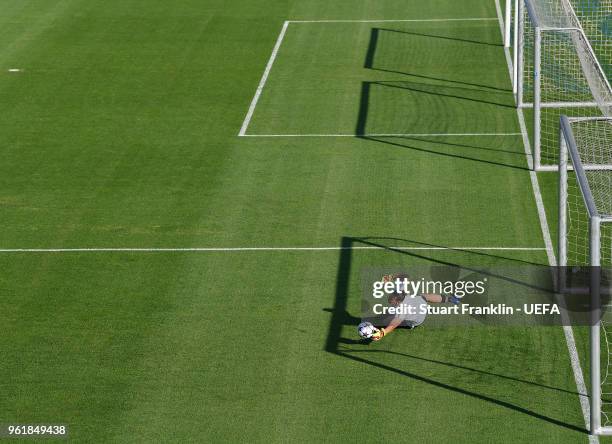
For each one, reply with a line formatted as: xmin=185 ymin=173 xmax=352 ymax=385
xmin=8 ymin=68 xmax=21 ymax=73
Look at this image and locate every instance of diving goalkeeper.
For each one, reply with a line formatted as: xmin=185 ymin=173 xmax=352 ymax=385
xmin=371 ymin=274 xmax=460 ymax=341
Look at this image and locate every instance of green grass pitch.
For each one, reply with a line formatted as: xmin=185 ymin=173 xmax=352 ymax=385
xmin=0 ymin=0 xmax=602 ymax=442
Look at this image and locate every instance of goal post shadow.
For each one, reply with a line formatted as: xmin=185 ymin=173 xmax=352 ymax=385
xmin=324 ymin=236 xmax=587 ymax=434
xmin=356 ymin=24 xmax=527 ymax=170
xmin=354 ymin=81 xmax=529 ymax=170
xmin=326 ymin=235 xmax=546 ymax=354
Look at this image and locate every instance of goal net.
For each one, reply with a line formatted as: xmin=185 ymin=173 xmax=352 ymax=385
xmin=520 ymin=0 xmax=612 ymax=170
xmin=572 ymin=0 xmax=612 ymax=80
xmin=505 ymin=0 xmax=612 ymax=84
xmin=559 ymin=116 xmax=612 ymax=435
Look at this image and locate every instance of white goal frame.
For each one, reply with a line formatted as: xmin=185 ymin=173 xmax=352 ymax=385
xmin=518 ymin=0 xmax=611 ymax=171
xmin=559 ymin=115 xmax=612 ymax=435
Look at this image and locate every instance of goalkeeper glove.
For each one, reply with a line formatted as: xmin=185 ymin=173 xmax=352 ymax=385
xmin=447 ymin=295 xmax=461 ymax=305
xmin=371 ymin=328 xmax=386 ymax=341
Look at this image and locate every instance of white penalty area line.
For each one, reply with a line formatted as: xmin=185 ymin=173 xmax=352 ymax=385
xmin=287 ymin=18 xmax=499 ymax=23
xmin=237 ymin=17 xmax=499 ymax=137
xmin=0 ymin=246 xmax=546 ymax=253
xmin=238 ymin=21 xmax=289 ymax=136
xmin=241 ymin=132 xmax=522 ymax=138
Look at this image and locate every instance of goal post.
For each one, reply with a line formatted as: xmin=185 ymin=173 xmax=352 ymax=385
xmin=518 ymin=0 xmax=612 ymax=171
xmin=505 ymin=0 xmax=513 ymax=48
xmin=500 ymin=0 xmax=520 ymax=93
xmin=559 ymin=115 xmax=612 ymax=435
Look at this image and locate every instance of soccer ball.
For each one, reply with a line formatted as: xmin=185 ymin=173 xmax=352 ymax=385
xmin=357 ymin=321 xmax=377 ymax=339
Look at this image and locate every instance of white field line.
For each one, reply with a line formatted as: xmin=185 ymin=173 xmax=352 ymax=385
xmin=238 ymin=21 xmax=289 ymax=136
xmin=516 ymin=111 xmax=556 ymax=263
xmin=520 ymin=103 xmax=595 ymax=442
xmin=288 ymin=18 xmax=499 ymax=23
xmin=0 ymin=246 xmax=546 ymax=253
xmin=242 ymin=132 xmax=522 ymax=138
xmin=494 ymin=0 xmax=595 ymax=441
xmin=517 ymin=37 xmax=598 ymax=444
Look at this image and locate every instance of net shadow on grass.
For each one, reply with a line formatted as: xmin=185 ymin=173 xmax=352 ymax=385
xmin=354 ymin=82 xmax=528 ymax=170
xmin=359 ymin=27 xmax=526 ymax=170
xmin=364 ymin=27 xmax=511 ymax=93
xmin=378 ymin=26 xmax=503 ymax=48
xmin=339 ymin=348 xmax=580 ymax=397
xmin=324 ymin=236 xmax=587 ymax=435
xmin=333 ymin=350 xmax=587 ymax=434
xmin=399 ymin=135 xmax=525 ymax=156
xmin=357 ymin=237 xmax=544 ymax=266
xmin=361 ymin=134 xmax=530 ymax=171
xmin=377 ymin=80 xmax=516 ymax=109
xmin=362 ymin=79 xmax=516 ymax=111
